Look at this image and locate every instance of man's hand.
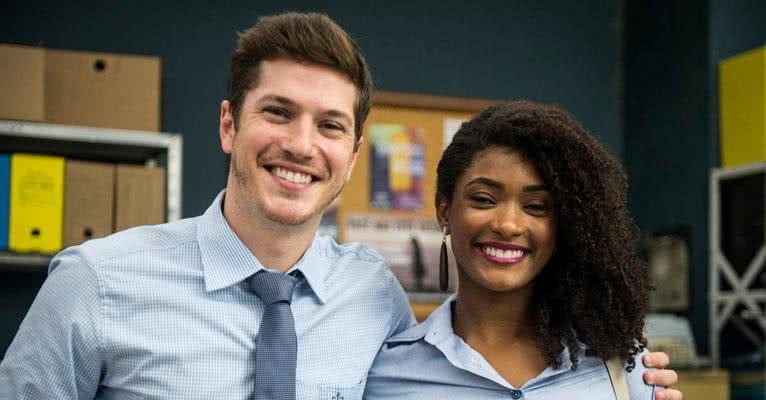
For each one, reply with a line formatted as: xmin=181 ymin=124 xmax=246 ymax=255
xmin=642 ymin=352 xmax=683 ymax=400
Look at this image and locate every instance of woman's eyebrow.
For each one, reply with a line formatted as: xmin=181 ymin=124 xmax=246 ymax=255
xmin=466 ymin=177 xmax=504 ymax=190
xmin=523 ymin=184 xmax=548 ymax=193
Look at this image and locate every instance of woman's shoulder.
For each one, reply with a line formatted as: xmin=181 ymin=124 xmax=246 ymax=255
xmin=366 ymin=298 xmax=456 ymax=396
xmin=372 ymin=309 xmax=439 ymax=369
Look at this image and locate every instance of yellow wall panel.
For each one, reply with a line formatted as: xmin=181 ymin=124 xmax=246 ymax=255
xmin=719 ymin=45 xmax=766 ymax=167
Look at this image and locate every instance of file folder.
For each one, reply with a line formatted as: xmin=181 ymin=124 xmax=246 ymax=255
xmin=63 ymin=160 xmax=115 ymax=248
xmin=9 ymin=154 xmax=65 ymax=254
xmin=114 ymin=164 xmax=165 ymax=232
xmin=0 ymin=154 xmax=9 ymax=250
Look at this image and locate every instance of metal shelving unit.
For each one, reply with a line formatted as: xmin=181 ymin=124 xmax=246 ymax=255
xmin=0 ymin=119 xmax=183 ymax=271
xmin=709 ymin=162 xmax=766 ymax=367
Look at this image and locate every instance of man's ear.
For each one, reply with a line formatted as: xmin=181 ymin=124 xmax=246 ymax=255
xmin=220 ymin=100 xmax=235 ymax=155
xmin=346 ymin=136 xmax=365 ymax=182
xmin=435 ymin=193 xmax=450 ymax=234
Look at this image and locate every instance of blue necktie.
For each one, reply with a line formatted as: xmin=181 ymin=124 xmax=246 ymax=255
xmin=250 ymin=270 xmax=299 ymax=400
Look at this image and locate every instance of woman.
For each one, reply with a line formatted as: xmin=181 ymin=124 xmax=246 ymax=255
xmin=365 ymin=101 xmax=681 ymax=399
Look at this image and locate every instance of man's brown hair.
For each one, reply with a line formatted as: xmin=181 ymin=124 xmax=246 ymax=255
xmin=229 ymin=12 xmax=372 ymax=146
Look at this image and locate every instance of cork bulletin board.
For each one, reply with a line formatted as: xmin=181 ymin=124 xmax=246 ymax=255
xmin=337 ymin=90 xmax=495 ymax=318
xmin=340 ymin=91 xmax=495 ymax=235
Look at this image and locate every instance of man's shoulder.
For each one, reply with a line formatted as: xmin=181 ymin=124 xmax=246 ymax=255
xmin=56 ymin=216 xmax=200 ymax=268
xmin=318 ymin=236 xmax=387 ymax=266
xmin=316 ymin=235 xmax=398 ymax=288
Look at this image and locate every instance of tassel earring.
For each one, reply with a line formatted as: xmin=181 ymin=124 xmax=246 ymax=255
xmin=439 ymin=225 xmax=449 ymax=292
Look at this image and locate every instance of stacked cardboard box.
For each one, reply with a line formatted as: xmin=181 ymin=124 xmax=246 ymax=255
xmin=0 ymin=44 xmax=161 ymax=132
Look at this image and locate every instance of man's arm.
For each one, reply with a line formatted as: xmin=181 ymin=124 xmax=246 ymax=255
xmin=643 ymin=352 xmax=683 ymax=400
xmin=385 ymin=269 xmax=416 ymax=338
xmin=0 ymin=250 xmax=103 ymax=399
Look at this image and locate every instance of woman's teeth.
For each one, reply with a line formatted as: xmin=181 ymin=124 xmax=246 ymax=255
xmin=483 ymin=246 xmax=525 ymax=259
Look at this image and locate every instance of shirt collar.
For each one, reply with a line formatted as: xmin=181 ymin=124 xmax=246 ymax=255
xmin=385 ymin=293 xmax=457 ymax=344
xmin=388 ymin=293 xmax=577 ymax=390
xmin=286 ymin=234 xmax=327 ymax=303
xmin=197 ymin=190 xmax=327 ymax=303
xmin=423 ymin=293 xmax=457 ymax=343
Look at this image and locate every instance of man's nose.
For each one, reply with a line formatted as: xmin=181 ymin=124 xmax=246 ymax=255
xmin=281 ymin=117 xmax=316 ymax=159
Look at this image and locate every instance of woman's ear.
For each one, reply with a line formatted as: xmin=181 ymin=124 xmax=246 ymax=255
xmin=435 ymin=194 xmax=449 ymax=234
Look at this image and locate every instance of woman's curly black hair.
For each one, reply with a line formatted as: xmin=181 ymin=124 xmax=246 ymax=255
xmin=436 ymin=100 xmax=649 ymax=371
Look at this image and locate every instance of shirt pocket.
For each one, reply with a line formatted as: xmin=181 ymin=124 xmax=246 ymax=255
xmin=297 ymin=380 xmax=365 ymax=400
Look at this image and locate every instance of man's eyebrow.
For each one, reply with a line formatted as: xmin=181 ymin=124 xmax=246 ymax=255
xmin=323 ymin=109 xmax=353 ymax=124
xmin=258 ymin=95 xmax=295 ymax=106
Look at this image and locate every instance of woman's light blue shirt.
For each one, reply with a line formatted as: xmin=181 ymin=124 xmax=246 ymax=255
xmin=364 ymin=295 xmax=656 ymax=399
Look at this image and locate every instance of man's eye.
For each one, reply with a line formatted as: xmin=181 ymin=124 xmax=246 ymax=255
xmin=264 ymin=107 xmax=291 ymax=119
xmin=319 ymin=121 xmax=347 ymax=133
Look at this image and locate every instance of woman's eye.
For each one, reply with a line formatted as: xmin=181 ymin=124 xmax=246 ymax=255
xmin=525 ymin=203 xmax=549 ymax=214
xmin=470 ymin=196 xmax=495 ymax=206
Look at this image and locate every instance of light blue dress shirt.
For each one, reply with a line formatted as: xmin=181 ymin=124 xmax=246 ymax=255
xmin=0 ymin=191 xmax=415 ymax=400
xmin=365 ymin=295 xmax=656 ymax=399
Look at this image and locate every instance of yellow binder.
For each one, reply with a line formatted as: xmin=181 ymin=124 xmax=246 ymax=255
xmin=9 ymin=154 xmax=65 ymax=254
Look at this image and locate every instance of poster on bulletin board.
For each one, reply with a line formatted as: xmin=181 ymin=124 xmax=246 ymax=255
xmin=368 ymin=123 xmax=425 ymax=210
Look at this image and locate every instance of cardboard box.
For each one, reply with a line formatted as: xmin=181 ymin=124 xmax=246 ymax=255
xmin=63 ymin=160 xmax=114 ymax=248
xmin=45 ymin=49 xmax=161 ymax=131
xmin=719 ymin=45 xmax=766 ymax=167
xmin=114 ymin=164 xmax=165 ymax=231
xmin=0 ymin=44 xmax=45 ymax=121
xmin=9 ymin=153 xmax=65 ymax=254
xmin=0 ymin=44 xmax=161 ymax=131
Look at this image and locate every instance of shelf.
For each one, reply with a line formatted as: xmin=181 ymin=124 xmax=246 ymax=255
xmin=0 ymin=253 xmax=51 ymax=273
xmin=0 ymin=119 xmax=183 ymax=221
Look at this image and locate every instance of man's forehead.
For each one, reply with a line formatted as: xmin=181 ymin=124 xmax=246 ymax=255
xmin=248 ymin=61 xmax=356 ymax=117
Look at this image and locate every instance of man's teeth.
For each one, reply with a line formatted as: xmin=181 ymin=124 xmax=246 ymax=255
xmin=273 ymin=167 xmax=312 ymax=184
xmin=483 ymin=246 xmax=525 ymax=259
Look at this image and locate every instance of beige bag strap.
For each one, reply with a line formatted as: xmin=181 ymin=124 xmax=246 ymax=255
xmin=606 ymin=357 xmax=629 ymax=400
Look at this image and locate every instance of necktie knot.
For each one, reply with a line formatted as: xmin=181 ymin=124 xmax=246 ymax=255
xmin=249 ymin=270 xmax=299 ymax=305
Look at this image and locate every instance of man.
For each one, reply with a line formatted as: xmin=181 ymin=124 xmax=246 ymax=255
xmin=0 ymin=12 xmax=682 ymax=400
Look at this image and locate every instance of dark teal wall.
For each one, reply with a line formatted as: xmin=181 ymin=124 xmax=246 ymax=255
xmin=0 ymin=1 xmax=624 ymax=355
xmin=624 ymin=0 xmax=711 ymax=353
xmin=625 ymin=0 xmax=766 ymax=356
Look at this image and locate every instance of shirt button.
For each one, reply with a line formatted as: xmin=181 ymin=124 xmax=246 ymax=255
xmin=510 ymin=389 xmax=523 ymax=399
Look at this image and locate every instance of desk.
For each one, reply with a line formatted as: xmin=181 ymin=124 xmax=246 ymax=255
xmin=673 ymin=369 xmax=730 ymax=400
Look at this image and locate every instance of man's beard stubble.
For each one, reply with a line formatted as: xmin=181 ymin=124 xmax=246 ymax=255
xmin=230 ymin=150 xmax=343 ymax=226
